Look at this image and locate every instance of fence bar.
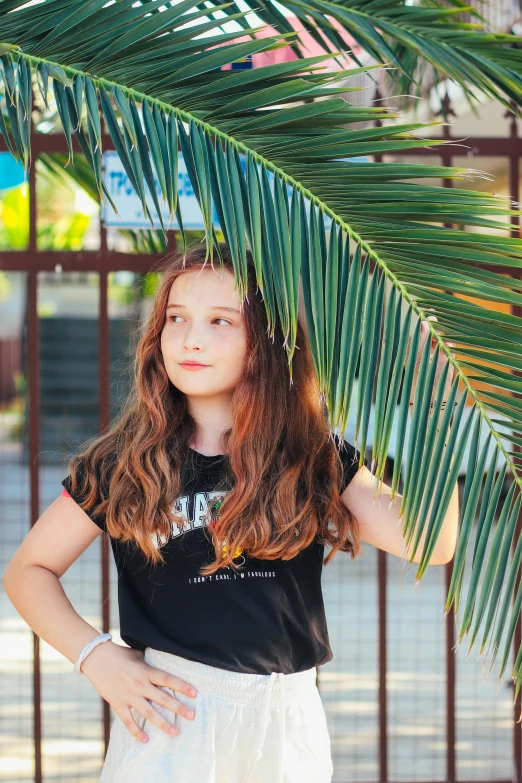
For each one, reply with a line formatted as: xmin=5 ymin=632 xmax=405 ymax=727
xmin=98 ymin=268 xmax=112 ymax=752
xmin=378 ymin=549 xmax=388 ymax=783
xmin=445 ymin=558 xmax=456 ymax=783
xmin=507 ymin=104 xmax=522 ymax=783
xmin=28 ymin=269 xmax=41 ymax=783
xmin=27 ymin=95 xmax=42 ymax=783
xmin=0 ymin=251 xmax=163 ymax=273
xmin=372 ymin=89 xmax=389 ymax=783
xmin=441 ymin=101 xmax=457 ymax=781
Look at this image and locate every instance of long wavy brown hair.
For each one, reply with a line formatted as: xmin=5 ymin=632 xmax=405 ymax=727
xmin=64 ymin=241 xmax=362 ymax=575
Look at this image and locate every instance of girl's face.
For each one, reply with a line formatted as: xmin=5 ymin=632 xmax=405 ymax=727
xmin=160 ymin=266 xmax=248 ymax=400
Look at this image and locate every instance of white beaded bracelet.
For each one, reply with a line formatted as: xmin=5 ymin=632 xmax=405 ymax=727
xmin=74 ymin=632 xmax=112 ymax=675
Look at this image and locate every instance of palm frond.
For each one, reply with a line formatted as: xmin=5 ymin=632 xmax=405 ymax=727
xmin=195 ymin=0 xmax=522 ymax=117
xmin=2 ymin=0 xmax=522 ymax=706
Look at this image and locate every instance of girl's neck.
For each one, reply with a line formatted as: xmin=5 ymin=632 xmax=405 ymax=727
xmin=190 ymin=443 xmax=225 ymax=457
xmin=186 ymin=398 xmax=233 ymax=454
xmin=189 ymin=435 xmax=227 ymax=457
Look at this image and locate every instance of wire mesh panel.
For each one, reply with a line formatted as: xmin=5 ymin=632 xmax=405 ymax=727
xmin=0 ymin=271 xmax=34 ymax=781
xmin=36 ymin=272 xmax=101 ymax=781
xmin=386 ymin=551 xmax=447 ymax=781
xmin=455 ymin=513 xmax=514 ymax=781
xmin=322 ymin=543 xmax=380 ymax=782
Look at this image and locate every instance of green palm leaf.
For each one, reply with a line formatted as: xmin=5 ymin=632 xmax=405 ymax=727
xmin=2 ymin=0 xmax=522 ymax=708
xmin=199 ymin=0 xmax=522 ymax=117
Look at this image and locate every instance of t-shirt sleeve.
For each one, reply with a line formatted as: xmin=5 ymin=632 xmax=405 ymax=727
xmin=335 ymin=435 xmax=369 ymax=493
xmin=61 ymin=460 xmax=109 ymax=533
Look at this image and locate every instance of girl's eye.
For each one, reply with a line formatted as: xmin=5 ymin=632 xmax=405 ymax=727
xmin=168 ymin=315 xmax=231 ymax=326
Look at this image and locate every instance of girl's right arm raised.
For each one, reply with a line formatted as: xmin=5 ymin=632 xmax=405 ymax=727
xmin=3 ymin=493 xmax=198 ymax=743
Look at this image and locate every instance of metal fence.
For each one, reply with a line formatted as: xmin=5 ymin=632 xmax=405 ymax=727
xmin=0 ymin=89 xmax=521 ymax=783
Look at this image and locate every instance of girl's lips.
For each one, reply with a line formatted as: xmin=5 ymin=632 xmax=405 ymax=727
xmin=179 ymin=363 xmax=209 ymax=370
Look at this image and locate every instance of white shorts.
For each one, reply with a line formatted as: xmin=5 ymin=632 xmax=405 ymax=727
xmin=99 ymin=647 xmax=333 ymax=783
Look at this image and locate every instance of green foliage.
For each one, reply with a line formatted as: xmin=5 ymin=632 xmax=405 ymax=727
xmin=0 ymin=185 xmax=28 ymax=248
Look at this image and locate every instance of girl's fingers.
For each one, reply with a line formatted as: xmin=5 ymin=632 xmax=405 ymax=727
xmin=118 ymin=704 xmax=151 ymax=744
xmin=405 ymin=315 xmax=434 ymax=363
xmin=418 ymin=318 xmax=434 ymax=363
xmin=410 ymin=315 xmax=451 ymax=405
xmin=147 ymin=665 xmax=198 ymax=699
xmin=144 ymin=683 xmax=196 ymax=722
xmin=399 ymin=316 xmax=456 ymax=402
xmin=130 ymin=696 xmax=180 ymax=739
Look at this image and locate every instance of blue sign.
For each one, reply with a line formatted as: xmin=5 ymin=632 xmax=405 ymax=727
xmin=102 ymin=150 xmax=206 ymax=229
xmin=0 ymin=152 xmax=26 ymax=191
xmin=230 ymin=54 xmax=253 ymax=70
xmin=102 ymin=150 xmax=370 ymax=231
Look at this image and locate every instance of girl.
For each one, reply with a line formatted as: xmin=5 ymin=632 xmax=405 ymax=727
xmin=3 ymin=242 xmax=459 ymax=783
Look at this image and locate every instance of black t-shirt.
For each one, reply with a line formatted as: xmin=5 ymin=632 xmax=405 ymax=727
xmin=61 ymin=435 xmax=368 ymax=675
